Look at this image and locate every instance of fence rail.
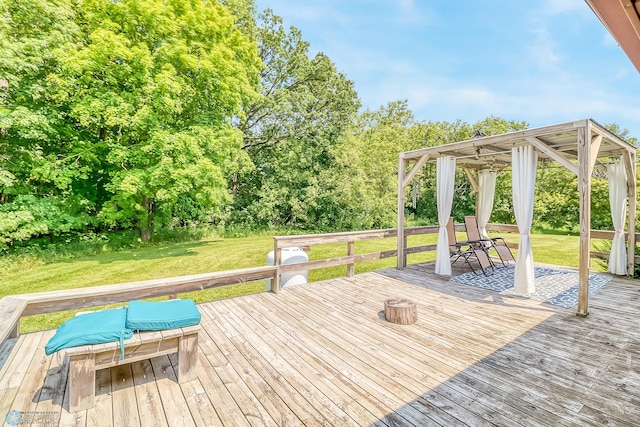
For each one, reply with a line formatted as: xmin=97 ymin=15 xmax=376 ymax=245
xmin=1 ymin=224 xmax=636 ymax=347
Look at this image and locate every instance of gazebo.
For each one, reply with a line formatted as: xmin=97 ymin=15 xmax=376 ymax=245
xmin=396 ymin=118 xmax=637 ymax=316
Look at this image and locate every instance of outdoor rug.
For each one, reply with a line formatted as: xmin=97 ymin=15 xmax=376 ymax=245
xmin=450 ymin=265 xmax=613 ymax=308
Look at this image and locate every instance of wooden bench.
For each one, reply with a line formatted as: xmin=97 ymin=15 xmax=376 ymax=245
xmin=64 ymin=324 xmax=199 ymax=413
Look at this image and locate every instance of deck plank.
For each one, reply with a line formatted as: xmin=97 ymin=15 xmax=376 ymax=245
xmin=147 ymin=356 xmax=197 ymax=427
xmin=222 ymin=298 xmax=396 ymax=427
xmin=199 ymin=306 xmax=317 ymax=427
xmin=9 ymin=330 xmax=56 ymax=417
xmin=340 ymin=290 xmax=596 ymax=426
xmin=277 ymin=282 xmax=548 ymax=426
xmin=227 ymin=297 xmax=403 ymax=427
xmin=111 ymin=364 xmax=141 ymax=427
xmin=196 ymin=331 xmax=278 ymax=427
xmin=131 ymin=360 xmax=168 ymax=427
xmin=1 ymin=262 xmax=639 ymax=426
xmin=200 ymin=303 xmax=335 ymax=427
xmin=180 ymin=379 xmax=224 ymax=427
xmin=86 ymin=368 xmax=113 ymax=427
xmin=230 ymin=294 xmax=470 ymax=427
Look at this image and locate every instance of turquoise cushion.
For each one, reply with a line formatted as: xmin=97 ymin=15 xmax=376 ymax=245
xmin=45 ymin=308 xmax=133 ymax=356
xmin=126 ymin=299 xmax=201 ymax=331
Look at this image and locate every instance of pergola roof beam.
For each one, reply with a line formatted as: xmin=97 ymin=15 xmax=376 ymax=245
xmin=463 ymin=168 xmax=479 ymax=193
xmin=402 ymin=154 xmax=430 ymax=189
xmin=525 ymin=136 xmax=578 ymax=176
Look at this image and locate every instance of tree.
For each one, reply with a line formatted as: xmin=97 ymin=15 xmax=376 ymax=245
xmin=0 ymin=195 xmax=88 ymax=249
xmin=231 ymin=9 xmax=360 ymax=228
xmin=0 ymin=0 xmax=261 ymax=239
xmin=318 ymin=101 xmax=419 ymax=229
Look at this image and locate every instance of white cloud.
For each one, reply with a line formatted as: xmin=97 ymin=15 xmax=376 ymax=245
xmin=527 ymin=25 xmax=563 ymax=68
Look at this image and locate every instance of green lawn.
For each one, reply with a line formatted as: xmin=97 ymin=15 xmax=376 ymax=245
xmin=3 ymin=230 xmax=606 ymax=333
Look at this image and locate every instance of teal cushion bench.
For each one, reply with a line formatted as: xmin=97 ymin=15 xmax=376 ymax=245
xmin=126 ymin=299 xmax=201 ymax=331
xmin=45 ymin=300 xmax=201 ymax=413
xmin=45 ymin=307 xmax=133 ymax=356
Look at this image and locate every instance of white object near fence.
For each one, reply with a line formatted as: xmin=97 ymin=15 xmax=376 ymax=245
xmin=266 ymin=247 xmax=308 ymax=290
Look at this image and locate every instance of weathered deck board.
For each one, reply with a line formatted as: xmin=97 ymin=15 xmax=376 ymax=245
xmin=1 ymin=262 xmax=639 ymax=426
xmin=278 ymin=282 xmax=561 ymax=426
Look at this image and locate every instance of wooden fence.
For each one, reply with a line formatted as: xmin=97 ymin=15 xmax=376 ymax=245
xmin=0 ymin=224 xmax=637 ymax=348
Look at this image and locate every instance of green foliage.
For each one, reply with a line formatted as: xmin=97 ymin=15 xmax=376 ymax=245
xmin=232 ymin=9 xmax=360 ymax=228
xmin=0 ymin=195 xmax=90 ymax=249
xmin=1 ymin=0 xmax=638 ymax=246
xmin=319 ymin=101 xmax=420 ymax=229
xmin=1 ymin=0 xmax=261 ymax=239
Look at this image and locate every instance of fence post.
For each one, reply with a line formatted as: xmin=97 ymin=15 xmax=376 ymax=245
xmin=347 ymin=240 xmax=355 ymax=277
xmin=272 ymin=239 xmax=282 ymax=293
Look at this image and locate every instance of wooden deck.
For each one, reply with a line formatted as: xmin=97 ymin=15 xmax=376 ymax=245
xmin=1 ymin=262 xmax=639 ymax=426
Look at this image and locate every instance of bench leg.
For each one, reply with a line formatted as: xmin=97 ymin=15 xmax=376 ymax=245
xmin=177 ymin=333 xmax=198 ymax=383
xmin=68 ymin=353 xmax=96 ymax=413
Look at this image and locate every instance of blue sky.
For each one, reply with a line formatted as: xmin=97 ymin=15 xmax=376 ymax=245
xmin=254 ymin=0 xmax=640 ymax=139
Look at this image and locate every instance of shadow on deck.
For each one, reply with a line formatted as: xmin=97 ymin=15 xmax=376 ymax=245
xmin=1 ymin=262 xmax=638 ymax=426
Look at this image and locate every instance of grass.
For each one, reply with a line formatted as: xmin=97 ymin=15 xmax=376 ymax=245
xmin=3 ymin=229 xmax=605 ymax=333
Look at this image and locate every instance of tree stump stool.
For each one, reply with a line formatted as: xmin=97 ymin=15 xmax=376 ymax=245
xmin=384 ymin=298 xmax=417 ymax=325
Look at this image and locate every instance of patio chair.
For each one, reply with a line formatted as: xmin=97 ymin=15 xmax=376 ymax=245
xmin=464 ymin=216 xmax=515 ymax=267
xmin=446 ymin=217 xmax=494 ymax=276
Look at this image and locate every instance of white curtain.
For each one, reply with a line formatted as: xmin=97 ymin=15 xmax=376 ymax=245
xmin=477 ymin=170 xmax=497 ymax=240
xmin=435 ymin=156 xmax=456 ymax=275
xmin=607 ymin=161 xmax=627 ymax=275
xmin=512 ymin=146 xmax=538 ymax=294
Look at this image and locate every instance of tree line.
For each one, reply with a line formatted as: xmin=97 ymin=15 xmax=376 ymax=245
xmin=0 ymin=0 xmax=637 ymax=250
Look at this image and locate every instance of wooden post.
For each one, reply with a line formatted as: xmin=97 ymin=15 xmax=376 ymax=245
xmin=272 ymin=240 xmax=282 ymax=293
xmin=403 ymin=234 xmax=408 ymax=266
xmin=625 ymin=150 xmax=637 ymax=276
xmin=178 ymin=329 xmax=198 ymax=383
xmin=576 ymin=124 xmax=592 ymax=317
xmin=397 ymin=156 xmax=407 ymax=269
xmin=68 ymin=353 xmax=96 ymax=413
xmin=347 ymin=240 xmax=355 ymax=277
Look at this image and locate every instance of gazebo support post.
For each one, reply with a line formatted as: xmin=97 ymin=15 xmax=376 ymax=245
xmin=397 ymin=156 xmax=408 ymax=269
xmin=397 ymin=154 xmax=430 ymax=269
xmin=625 ymin=150 xmax=637 ymax=276
xmin=577 ymin=124 xmax=592 ymax=317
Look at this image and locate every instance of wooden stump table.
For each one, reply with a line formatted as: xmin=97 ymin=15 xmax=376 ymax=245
xmin=384 ymin=298 xmax=417 ymax=325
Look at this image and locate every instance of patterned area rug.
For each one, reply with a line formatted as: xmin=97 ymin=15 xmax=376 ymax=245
xmin=450 ymin=265 xmax=613 ymax=308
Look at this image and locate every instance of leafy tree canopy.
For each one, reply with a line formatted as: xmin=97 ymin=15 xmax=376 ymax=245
xmin=0 ymin=0 xmax=261 ymax=240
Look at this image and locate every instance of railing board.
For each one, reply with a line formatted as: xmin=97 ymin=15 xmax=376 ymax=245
xmin=274 ymin=228 xmax=397 ymax=246
xmin=405 ymin=244 xmax=438 ymax=254
xmin=18 ymin=266 xmax=276 ymax=316
xmin=591 ymin=251 xmax=640 ymax=264
xmin=591 ymin=230 xmax=640 ymax=240
xmin=486 ymin=223 xmax=520 ymax=233
xmin=277 ymin=250 xmax=398 ymax=273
